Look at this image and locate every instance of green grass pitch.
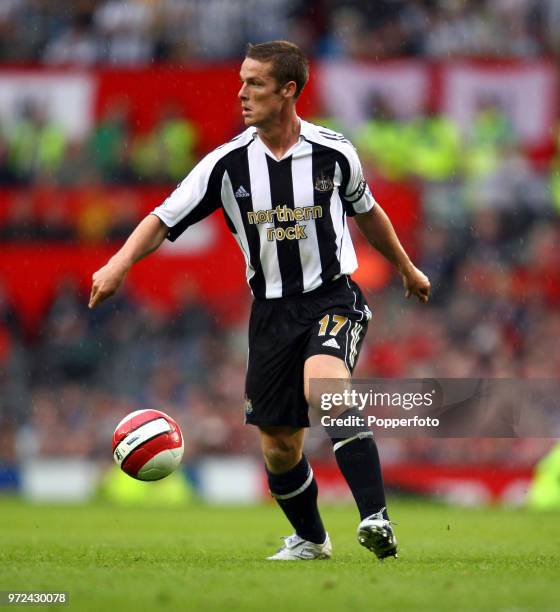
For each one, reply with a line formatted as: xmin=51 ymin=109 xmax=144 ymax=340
xmin=0 ymin=497 xmax=559 ymax=611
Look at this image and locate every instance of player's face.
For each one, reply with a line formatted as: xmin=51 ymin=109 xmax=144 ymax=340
xmin=238 ymin=58 xmax=288 ymax=128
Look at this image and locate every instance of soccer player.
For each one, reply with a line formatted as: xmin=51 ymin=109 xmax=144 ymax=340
xmin=89 ymin=41 xmax=430 ymax=561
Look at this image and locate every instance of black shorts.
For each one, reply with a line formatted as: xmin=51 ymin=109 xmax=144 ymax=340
xmin=244 ymin=275 xmax=371 ymax=428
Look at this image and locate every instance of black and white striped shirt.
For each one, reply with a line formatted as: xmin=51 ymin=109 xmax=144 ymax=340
xmin=152 ymin=119 xmax=376 ymax=299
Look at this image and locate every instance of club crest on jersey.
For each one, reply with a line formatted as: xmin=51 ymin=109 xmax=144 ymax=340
xmin=314 ymin=175 xmax=333 ymax=192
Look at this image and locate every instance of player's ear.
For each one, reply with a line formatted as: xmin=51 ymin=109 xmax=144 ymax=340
xmin=282 ymin=80 xmax=297 ymax=100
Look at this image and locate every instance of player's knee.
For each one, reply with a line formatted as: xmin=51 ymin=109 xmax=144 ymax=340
xmin=304 ymin=355 xmax=349 ymax=413
xmin=262 ymin=439 xmax=302 ymax=474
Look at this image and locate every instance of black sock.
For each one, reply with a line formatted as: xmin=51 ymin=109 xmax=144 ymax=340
xmin=266 ymin=455 xmax=326 ymax=544
xmin=326 ymin=408 xmax=388 ymax=520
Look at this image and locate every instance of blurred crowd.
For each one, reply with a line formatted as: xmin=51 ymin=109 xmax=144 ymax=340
xmin=0 ymin=0 xmax=559 ymax=65
xmin=0 ymin=199 xmax=558 ymax=467
xmin=0 ymin=99 xmax=197 ymax=187
xmin=1 ymin=107 xmax=559 ymax=466
xmin=1 ymin=96 xmax=559 ymax=214
xmin=1 ymin=0 xmax=559 ymax=471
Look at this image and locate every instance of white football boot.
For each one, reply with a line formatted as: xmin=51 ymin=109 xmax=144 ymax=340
xmin=267 ymin=533 xmax=332 ymax=560
xmin=357 ymin=508 xmax=398 ymax=560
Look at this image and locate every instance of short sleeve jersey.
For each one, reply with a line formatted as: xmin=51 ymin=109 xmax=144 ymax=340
xmin=152 ymin=119 xmax=376 ymax=299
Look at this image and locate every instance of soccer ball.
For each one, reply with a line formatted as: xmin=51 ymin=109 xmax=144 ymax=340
xmin=112 ymin=409 xmax=184 ymax=481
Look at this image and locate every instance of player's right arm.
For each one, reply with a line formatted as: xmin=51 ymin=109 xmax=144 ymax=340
xmin=88 ymin=214 xmax=168 ymax=309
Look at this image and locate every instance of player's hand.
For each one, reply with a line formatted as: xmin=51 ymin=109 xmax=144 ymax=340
xmin=89 ymin=260 xmax=129 ymax=309
xmin=401 ymin=264 xmax=431 ymax=304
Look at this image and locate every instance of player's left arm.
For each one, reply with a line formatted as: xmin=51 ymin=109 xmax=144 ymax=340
xmin=354 ymin=205 xmax=430 ymax=303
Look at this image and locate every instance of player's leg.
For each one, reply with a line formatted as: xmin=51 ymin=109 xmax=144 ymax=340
xmin=260 ymin=425 xmax=330 ymax=559
xmin=304 ymin=354 xmax=397 ymax=559
xmin=244 ymin=294 xmax=331 ymax=559
xmin=304 ymin=354 xmax=388 ymax=520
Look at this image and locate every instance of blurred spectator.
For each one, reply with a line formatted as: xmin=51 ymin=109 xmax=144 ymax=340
xmin=42 ymin=9 xmax=99 ymax=66
xmin=131 ymin=104 xmax=197 ymax=183
xmin=417 ymin=222 xmax=461 ymax=304
xmin=408 ymin=110 xmax=462 ymax=182
xmin=355 ymin=94 xmax=411 ymax=180
xmin=89 ymin=99 xmax=132 ymax=183
xmin=424 ymin=1 xmax=491 ymax=58
xmin=58 ymin=140 xmax=98 ymax=187
xmin=463 ymin=100 xmax=516 ymax=178
xmin=165 ymin=278 xmax=216 ymax=341
xmin=0 ymin=279 xmax=23 ymax=341
xmin=0 ymin=129 xmax=20 ymax=185
xmin=489 ymin=0 xmax=541 ymax=58
xmin=94 ymin=0 xmax=154 ymax=65
xmin=36 ymin=279 xmax=102 ymax=383
xmin=7 ymin=101 xmax=66 ymax=183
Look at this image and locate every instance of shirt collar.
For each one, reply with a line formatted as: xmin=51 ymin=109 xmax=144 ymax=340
xmin=298 ymin=118 xmax=313 ymax=140
xmin=250 ymin=117 xmax=310 ymax=142
xmin=250 ymin=118 xmax=309 ymax=161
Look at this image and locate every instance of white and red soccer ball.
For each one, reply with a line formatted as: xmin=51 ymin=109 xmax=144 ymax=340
xmin=112 ymin=409 xmax=184 ymax=481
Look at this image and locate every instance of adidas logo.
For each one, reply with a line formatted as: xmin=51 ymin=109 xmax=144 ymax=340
xmin=322 ymin=338 xmax=340 ymax=349
xmin=235 ymin=185 xmax=250 ymax=198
